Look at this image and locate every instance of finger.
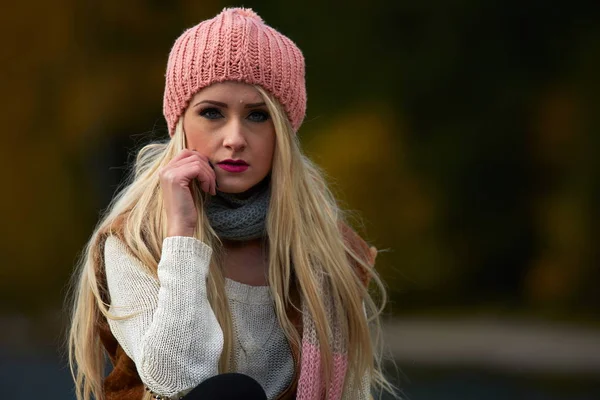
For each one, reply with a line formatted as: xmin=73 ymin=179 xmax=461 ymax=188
xmin=165 ymin=162 xmax=199 ymax=186
xmin=197 ymin=164 xmax=217 ymax=195
xmin=182 ymin=161 xmax=215 ymax=194
xmin=161 ymin=153 xmax=200 ymax=176
xmin=166 ymin=155 xmax=216 ymax=195
xmin=168 ymin=151 xmax=207 ymax=170
xmin=194 ymin=160 xmax=216 ymax=186
xmin=207 ymin=160 xmax=218 ymax=195
xmin=200 ymin=178 xmax=211 ymax=194
xmin=169 ymin=148 xmax=199 ymax=165
xmin=165 ymin=154 xmax=208 ymax=178
xmin=192 ymin=164 xmax=212 ymax=194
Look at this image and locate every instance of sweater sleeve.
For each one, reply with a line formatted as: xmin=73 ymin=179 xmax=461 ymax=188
xmin=104 ymin=235 xmax=224 ymax=398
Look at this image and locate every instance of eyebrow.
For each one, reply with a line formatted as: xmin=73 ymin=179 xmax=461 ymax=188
xmin=192 ymin=100 xmax=266 ymax=108
xmin=193 ymin=100 xmax=227 ymax=108
xmin=244 ymin=102 xmax=266 ymax=108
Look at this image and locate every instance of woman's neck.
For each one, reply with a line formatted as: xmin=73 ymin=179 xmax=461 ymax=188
xmin=221 ymin=238 xmax=269 ymax=286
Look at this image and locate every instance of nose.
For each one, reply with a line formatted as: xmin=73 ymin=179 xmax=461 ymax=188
xmin=222 ymin=120 xmax=247 ymax=152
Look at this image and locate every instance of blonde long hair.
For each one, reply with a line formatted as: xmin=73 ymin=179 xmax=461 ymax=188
xmin=68 ymin=86 xmax=395 ymax=400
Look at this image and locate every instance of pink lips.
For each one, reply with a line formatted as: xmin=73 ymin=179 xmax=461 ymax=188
xmin=217 ymin=159 xmax=249 ymax=173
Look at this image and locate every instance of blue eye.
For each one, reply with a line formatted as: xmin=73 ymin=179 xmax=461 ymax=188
xmin=247 ymin=110 xmax=269 ymax=122
xmin=199 ymin=108 xmax=223 ymax=120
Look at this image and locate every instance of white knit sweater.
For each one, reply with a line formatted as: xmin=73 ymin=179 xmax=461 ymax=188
xmin=104 ymin=235 xmax=294 ymax=399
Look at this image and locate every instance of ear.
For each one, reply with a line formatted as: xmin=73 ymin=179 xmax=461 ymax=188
xmin=369 ymin=246 xmax=378 ymax=265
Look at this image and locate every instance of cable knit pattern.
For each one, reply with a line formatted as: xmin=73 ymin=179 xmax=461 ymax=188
xmin=105 ymin=236 xmax=221 ymax=398
xmin=104 ymin=236 xmax=294 ymax=399
xmin=225 ymin=279 xmax=295 ymax=399
xmin=104 ymin=234 xmax=371 ymax=399
xmin=163 ymin=7 xmax=306 ymax=135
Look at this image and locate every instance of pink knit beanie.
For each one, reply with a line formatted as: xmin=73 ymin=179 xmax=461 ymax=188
xmin=163 ymin=7 xmax=306 ymax=135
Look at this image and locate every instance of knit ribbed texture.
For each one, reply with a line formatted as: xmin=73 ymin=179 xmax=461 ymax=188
xmin=225 ymin=279 xmax=295 ymax=399
xmin=163 ymin=7 xmax=306 ymax=135
xmin=104 ymin=236 xmax=367 ymax=399
xmin=105 ymin=236 xmax=221 ymax=398
xmin=205 ymin=180 xmax=270 ymax=241
xmin=297 ymin=277 xmax=349 ymax=400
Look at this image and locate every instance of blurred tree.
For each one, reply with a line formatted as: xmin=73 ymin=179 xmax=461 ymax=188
xmin=0 ymin=0 xmax=598 ymax=322
xmin=0 ymin=0 xmax=221 ymax=312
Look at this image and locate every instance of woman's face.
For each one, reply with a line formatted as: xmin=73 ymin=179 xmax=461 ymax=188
xmin=182 ymin=81 xmax=276 ymax=194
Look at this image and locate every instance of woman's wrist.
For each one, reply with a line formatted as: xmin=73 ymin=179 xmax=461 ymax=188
xmin=167 ymin=225 xmax=195 ymax=238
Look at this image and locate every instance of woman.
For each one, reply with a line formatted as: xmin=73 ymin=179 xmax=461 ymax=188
xmin=68 ymin=7 xmax=394 ymax=400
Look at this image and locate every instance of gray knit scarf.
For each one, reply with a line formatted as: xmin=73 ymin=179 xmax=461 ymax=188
xmin=205 ymin=179 xmax=270 ymax=241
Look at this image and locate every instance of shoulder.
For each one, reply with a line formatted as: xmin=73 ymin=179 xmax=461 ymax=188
xmin=97 ymin=212 xmax=134 ymax=262
xmin=103 ymin=235 xmax=133 ymax=263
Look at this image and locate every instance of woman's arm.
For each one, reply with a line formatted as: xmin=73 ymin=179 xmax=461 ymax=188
xmin=104 ymin=235 xmax=223 ymax=398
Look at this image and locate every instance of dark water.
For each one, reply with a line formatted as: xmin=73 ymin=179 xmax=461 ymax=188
xmin=1 ymin=354 xmax=599 ymax=399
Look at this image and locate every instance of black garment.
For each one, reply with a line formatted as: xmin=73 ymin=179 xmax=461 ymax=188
xmin=185 ymin=373 xmax=268 ymax=400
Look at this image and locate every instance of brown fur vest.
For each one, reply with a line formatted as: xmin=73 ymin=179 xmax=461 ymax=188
xmin=96 ymin=224 xmax=376 ymax=400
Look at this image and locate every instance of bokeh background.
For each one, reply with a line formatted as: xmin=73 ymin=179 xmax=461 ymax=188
xmin=1 ymin=0 xmax=599 ymax=399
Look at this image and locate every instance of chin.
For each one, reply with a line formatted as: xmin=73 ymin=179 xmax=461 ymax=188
xmin=217 ymin=182 xmax=256 ymax=194
xmin=217 ymin=175 xmax=270 ymax=194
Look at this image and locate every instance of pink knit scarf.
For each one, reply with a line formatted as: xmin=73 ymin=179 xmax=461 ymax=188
xmin=295 ymin=225 xmax=377 ymax=400
xmin=296 ymin=285 xmax=348 ymax=400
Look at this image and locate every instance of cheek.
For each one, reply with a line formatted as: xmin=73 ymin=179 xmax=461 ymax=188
xmin=185 ymin=134 xmax=208 ymax=149
xmin=183 ymin=118 xmax=212 ymax=149
xmin=260 ymin=134 xmax=276 ymax=170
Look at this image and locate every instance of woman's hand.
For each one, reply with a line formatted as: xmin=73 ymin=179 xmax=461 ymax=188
xmin=159 ymin=149 xmax=217 ymax=237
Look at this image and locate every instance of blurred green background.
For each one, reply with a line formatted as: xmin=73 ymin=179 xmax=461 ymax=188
xmin=1 ymin=0 xmax=599 ymax=398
